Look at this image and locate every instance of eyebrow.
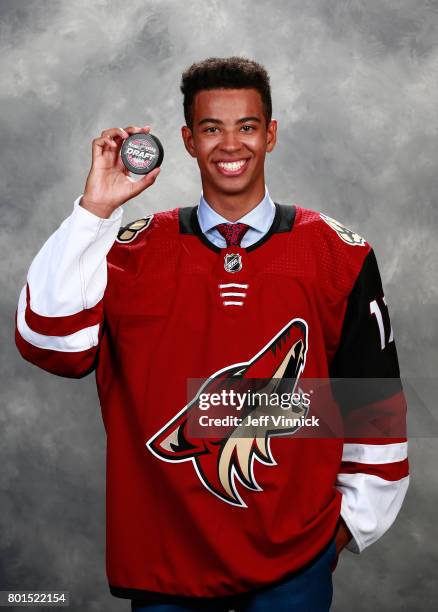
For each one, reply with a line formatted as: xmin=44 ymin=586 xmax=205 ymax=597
xmin=198 ymin=116 xmax=262 ymax=126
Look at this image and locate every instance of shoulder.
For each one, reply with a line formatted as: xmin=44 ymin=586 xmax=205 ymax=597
xmin=292 ymin=203 xmax=373 ymax=295
xmin=293 ymin=204 xmax=369 ymax=249
xmin=115 ymin=207 xmax=180 ymax=245
xmin=107 ymin=206 xmax=181 ymax=271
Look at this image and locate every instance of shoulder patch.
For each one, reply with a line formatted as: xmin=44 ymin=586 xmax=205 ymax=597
xmin=116 ymin=214 xmax=154 ymax=243
xmin=319 ymin=212 xmax=366 ymax=247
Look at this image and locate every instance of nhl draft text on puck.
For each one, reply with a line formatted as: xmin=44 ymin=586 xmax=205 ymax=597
xmin=120 ymin=132 xmax=164 ymax=175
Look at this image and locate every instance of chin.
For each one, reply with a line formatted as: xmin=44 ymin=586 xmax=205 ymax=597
xmin=211 ymin=176 xmax=253 ymax=195
xmin=218 ymin=183 xmax=249 ymax=195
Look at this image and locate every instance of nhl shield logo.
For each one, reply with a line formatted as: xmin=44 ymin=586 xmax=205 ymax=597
xmin=224 ymin=253 xmax=242 ymax=273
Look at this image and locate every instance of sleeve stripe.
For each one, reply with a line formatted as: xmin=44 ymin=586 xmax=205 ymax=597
xmin=25 ymin=283 xmax=103 ymax=336
xmin=15 ymin=311 xmax=99 ymax=378
xmin=338 ymin=458 xmax=409 ymax=481
xmin=344 ymin=437 xmax=407 ymax=445
xmin=17 ymin=287 xmax=99 ymax=352
xmin=342 ymin=441 xmax=408 ymax=464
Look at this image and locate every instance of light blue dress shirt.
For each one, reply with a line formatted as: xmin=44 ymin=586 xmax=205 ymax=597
xmin=197 ymin=186 xmax=276 ymax=248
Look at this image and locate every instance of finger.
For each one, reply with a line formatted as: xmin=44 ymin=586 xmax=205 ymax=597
xmin=91 ymin=136 xmax=118 ymax=163
xmin=123 ymin=125 xmax=151 ymax=136
xmin=129 ymin=167 xmax=161 ymax=197
xmin=118 ymin=155 xmax=131 ymax=174
xmin=100 ymin=128 xmax=128 ymax=157
xmin=101 ymin=127 xmax=129 ymax=140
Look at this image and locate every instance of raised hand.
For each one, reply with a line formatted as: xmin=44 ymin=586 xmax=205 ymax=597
xmin=81 ymin=125 xmax=161 ymax=219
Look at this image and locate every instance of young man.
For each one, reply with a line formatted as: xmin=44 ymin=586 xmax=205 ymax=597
xmin=15 ymin=57 xmax=409 ymax=611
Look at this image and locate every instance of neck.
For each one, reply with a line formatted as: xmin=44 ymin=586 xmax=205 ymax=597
xmin=202 ymin=180 xmax=266 ymax=222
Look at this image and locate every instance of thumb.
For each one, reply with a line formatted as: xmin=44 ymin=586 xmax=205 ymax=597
xmin=129 ymin=167 xmax=161 ymax=198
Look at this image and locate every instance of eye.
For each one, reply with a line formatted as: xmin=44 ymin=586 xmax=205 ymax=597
xmin=240 ymin=125 xmax=255 ymax=132
xmin=204 ymin=126 xmax=219 ymax=133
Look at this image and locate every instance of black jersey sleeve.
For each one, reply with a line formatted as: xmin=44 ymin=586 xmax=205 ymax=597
xmin=329 ymin=248 xmax=409 ymax=554
xmin=329 ymin=248 xmax=403 ymax=411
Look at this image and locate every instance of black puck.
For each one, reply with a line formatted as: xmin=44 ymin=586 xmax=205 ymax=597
xmin=120 ymin=133 xmax=164 ymax=175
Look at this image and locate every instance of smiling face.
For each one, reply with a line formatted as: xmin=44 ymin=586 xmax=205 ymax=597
xmin=181 ymin=88 xmax=277 ymax=214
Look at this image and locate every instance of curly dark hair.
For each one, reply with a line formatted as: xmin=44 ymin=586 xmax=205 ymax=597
xmin=180 ymin=56 xmax=272 ymax=129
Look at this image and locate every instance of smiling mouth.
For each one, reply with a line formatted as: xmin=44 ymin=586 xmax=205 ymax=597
xmin=215 ymin=159 xmax=250 ymax=176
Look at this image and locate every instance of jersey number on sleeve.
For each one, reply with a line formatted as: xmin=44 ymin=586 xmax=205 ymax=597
xmin=370 ymin=296 xmax=394 ymax=350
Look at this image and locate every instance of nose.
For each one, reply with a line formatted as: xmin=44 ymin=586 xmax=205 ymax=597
xmin=219 ymin=130 xmax=243 ymax=153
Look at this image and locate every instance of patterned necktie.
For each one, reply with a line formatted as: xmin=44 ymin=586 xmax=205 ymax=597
xmin=215 ymin=222 xmax=250 ymax=247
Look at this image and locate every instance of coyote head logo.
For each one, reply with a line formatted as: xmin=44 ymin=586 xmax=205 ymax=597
xmin=146 ymin=318 xmax=309 ymax=507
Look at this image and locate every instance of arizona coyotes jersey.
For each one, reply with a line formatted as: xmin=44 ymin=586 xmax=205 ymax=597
xmin=15 ymin=197 xmax=409 ymax=601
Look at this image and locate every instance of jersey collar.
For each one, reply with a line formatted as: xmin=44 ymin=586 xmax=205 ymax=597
xmin=197 ymin=186 xmax=276 ymax=235
xmin=179 ymin=200 xmax=296 ymax=254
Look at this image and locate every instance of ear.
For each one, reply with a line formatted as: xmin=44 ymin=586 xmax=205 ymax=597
xmin=181 ymin=125 xmax=197 ymax=158
xmin=266 ymin=119 xmax=277 ymax=153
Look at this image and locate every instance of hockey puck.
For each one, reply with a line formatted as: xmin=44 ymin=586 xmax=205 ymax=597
xmin=120 ymin=133 xmax=164 ymax=175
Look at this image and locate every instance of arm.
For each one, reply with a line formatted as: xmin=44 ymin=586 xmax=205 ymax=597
xmin=15 ymin=124 xmax=160 ymax=378
xmin=15 ymin=197 xmax=123 ymax=378
xmin=329 ymin=248 xmax=409 ymax=554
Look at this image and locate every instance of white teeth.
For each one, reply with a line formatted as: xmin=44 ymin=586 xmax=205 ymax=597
xmin=217 ymin=160 xmax=246 ymax=171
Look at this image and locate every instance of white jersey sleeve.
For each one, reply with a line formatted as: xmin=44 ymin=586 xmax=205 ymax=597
xmin=15 ymin=196 xmax=124 ymax=378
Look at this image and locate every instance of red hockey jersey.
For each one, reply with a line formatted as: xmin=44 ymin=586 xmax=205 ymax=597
xmin=15 ymin=197 xmax=409 ymax=601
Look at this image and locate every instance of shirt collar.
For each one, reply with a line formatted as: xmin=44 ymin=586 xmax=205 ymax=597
xmin=198 ymin=186 xmax=275 ymax=234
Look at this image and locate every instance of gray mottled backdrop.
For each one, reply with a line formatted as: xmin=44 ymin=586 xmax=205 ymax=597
xmin=1 ymin=1 xmax=437 ymax=610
